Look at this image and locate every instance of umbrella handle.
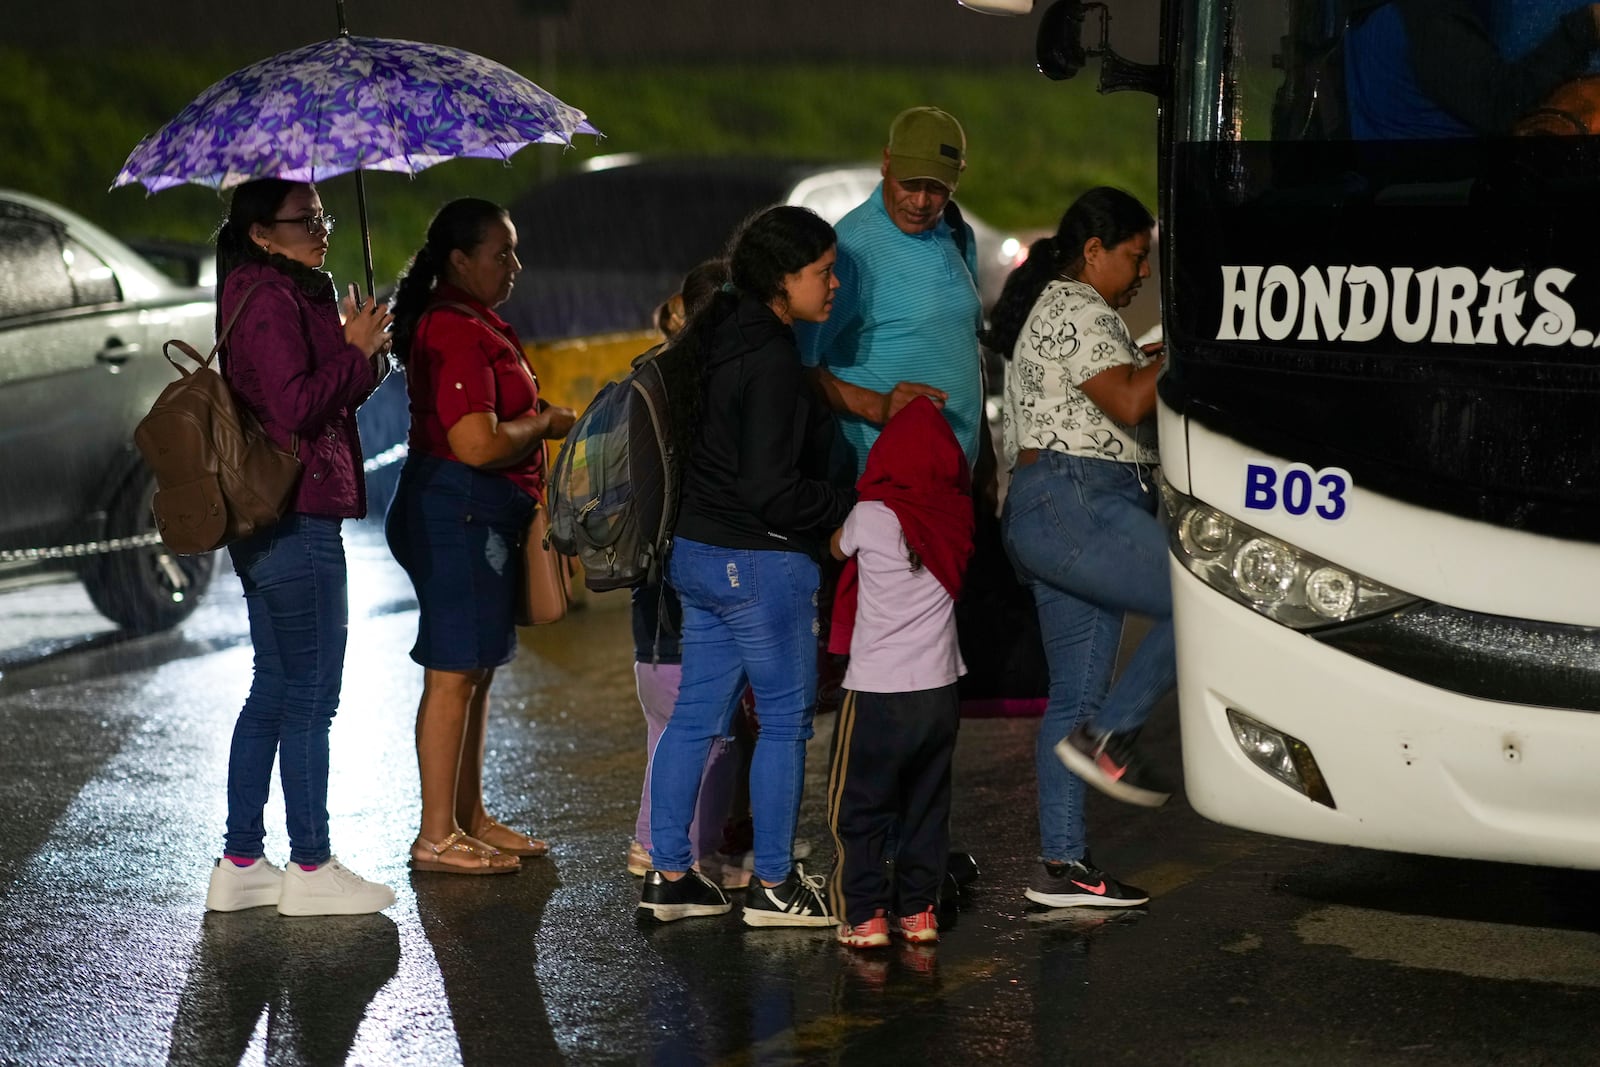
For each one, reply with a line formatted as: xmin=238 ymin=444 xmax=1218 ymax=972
xmin=354 ymin=170 xmax=375 ymax=302
xmin=334 ymin=0 xmax=373 ymax=300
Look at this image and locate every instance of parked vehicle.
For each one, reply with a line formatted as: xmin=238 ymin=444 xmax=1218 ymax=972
xmin=502 ymin=155 xmax=1026 ymax=344
xmin=0 ymin=190 xmax=216 ymax=633
xmin=124 ymin=238 xmax=216 ymax=291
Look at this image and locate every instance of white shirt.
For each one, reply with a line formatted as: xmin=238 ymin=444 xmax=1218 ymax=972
xmin=1001 ymin=279 xmax=1159 ymax=468
xmin=838 ymin=502 xmax=965 ymax=695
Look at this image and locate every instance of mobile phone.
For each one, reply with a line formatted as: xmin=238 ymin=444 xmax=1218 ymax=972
xmin=348 ymin=283 xmax=364 ymax=312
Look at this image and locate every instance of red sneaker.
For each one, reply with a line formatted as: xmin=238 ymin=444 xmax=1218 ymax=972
xmin=836 ymin=909 xmax=891 ymax=948
xmin=895 ymin=905 xmax=939 ymax=943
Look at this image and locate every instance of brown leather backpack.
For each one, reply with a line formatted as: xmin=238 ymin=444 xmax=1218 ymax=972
xmin=134 ymin=282 xmax=302 ymax=555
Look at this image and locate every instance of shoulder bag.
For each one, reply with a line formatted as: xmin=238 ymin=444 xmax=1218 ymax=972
xmin=516 ymin=440 xmax=572 ymax=626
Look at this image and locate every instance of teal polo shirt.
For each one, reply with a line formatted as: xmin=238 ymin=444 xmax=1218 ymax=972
xmin=798 ymin=184 xmax=983 ymax=480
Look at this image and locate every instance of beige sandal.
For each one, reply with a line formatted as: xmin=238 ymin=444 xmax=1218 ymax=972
xmin=470 ymin=817 xmax=550 ymax=858
xmin=410 ymin=831 xmax=521 ymax=875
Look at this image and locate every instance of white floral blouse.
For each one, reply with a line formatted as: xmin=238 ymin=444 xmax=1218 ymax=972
xmin=1001 ymin=279 xmax=1159 ymax=468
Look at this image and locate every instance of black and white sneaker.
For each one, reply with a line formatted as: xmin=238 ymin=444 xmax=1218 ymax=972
xmin=1054 ymin=724 xmax=1172 ymax=807
xmin=638 ymin=869 xmax=732 ymax=922
xmin=1024 ymin=856 xmax=1149 ymax=909
xmin=741 ymin=862 xmax=835 ymax=928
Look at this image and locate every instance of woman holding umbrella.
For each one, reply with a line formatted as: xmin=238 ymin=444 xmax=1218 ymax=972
xmin=386 ymin=198 xmax=577 ymax=874
xmin=203 ymin=179 xmax=397 ymax=916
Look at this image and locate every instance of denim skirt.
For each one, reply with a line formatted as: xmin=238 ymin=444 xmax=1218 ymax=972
xmin=386 ymin=453 xmax=537 ymax=670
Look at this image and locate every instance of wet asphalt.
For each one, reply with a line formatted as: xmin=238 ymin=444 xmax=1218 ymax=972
xmin=2 ymin=522 xmax=1600 ymax=1067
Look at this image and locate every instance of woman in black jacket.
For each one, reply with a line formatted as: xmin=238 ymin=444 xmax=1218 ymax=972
xmin=638 ymin=206 xmax=855 ymax=926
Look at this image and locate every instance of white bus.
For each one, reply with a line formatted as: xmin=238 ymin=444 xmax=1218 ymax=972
xmin=962 ymin=0 xmax=1600 ymax=868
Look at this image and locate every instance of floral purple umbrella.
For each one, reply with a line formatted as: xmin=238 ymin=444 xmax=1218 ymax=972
xmin=112 ymin=25 xmax=599 ymax=293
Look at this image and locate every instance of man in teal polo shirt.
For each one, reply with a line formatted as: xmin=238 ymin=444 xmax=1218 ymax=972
xmin=799 ymin=107 xmax=987 ymax=482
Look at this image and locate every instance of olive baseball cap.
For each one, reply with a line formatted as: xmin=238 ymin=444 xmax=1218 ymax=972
xmin=886 ymin=107 xmax=966 ymax=191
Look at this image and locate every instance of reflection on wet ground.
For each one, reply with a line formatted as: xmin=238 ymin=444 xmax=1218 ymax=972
xmin=0 ymin=528 xmax=411 ymax=695
xmin=168 ymin=912 xmax=401 ymax=1066
xmin=4 ymin=521 xmax=1600 ymax=1065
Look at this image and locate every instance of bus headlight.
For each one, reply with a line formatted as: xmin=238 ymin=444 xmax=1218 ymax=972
xmin=1163 ymin=484 xmax=1417 ymax=630
xmin=1177 ymin=507 xmax=1233 ymax=557
xmin=1234 ymin=538 xmax=1297 ymax=604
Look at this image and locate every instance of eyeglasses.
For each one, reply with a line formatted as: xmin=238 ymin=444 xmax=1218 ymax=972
xmin=271 ymin=214 xmax=336 ymax=235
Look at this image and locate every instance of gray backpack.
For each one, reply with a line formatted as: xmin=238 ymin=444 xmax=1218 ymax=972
xmin=545 ymin=346 xmax=679 ymax=591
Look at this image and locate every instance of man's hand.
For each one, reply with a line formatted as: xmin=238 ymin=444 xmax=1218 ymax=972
xmin=882 ymin=381 xmax=948 ymax=425
xmin=811 ymin=367 xmax=947 ymax=426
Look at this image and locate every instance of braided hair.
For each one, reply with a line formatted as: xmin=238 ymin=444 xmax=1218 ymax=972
xmin=389 ymin=198 xmax=509 ymax=365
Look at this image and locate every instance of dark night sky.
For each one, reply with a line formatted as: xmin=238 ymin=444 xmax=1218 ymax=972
xmin=13 ymin=0 xmax=1162 ymax=65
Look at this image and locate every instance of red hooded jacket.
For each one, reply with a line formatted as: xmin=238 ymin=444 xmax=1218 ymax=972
xmin=829 ymin=396 xmax=975 ymax=655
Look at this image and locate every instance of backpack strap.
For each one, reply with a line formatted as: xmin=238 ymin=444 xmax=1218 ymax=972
xmin=161 ymin=280 xmax=266 ymax=378
xmin=159 ymin=279 xmax=299 ymax=454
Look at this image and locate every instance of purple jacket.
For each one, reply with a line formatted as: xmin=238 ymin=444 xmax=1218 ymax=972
xmin=219 ymin=260 xmax=383 ymax=519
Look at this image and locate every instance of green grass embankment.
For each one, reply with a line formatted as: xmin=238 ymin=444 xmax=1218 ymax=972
xmin=1 ymin=49 xmax=1157 ymax=290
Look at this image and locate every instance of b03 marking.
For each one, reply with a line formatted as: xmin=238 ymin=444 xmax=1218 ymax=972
xmin=1243 ymin=461 xmax=1351 ymax=521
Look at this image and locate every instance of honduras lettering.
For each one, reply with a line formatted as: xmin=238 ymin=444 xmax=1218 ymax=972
xmin=1216 ymin=265 xmax=1594 ymax=346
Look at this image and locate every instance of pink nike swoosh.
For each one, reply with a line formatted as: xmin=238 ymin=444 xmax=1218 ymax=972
xmin=1070 ymin=879 xmax=1107 ymax=895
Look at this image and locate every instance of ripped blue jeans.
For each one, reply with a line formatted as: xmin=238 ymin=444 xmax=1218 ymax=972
xmin=650 ymin=537 xmax=820 ymax=885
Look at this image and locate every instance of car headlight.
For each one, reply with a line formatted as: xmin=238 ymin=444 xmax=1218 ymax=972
xmin=1163 ymin=484 xmax=1417 ymax=630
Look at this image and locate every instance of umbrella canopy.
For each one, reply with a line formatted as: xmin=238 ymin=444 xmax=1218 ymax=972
xmin=114 ymin=36 xmax=600 ymax=193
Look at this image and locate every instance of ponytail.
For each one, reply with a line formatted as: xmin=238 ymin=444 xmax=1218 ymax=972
xmin=388 ymin=198 xmax=510 ymax=367
xmin=389 ymin=244 xmax=443 ymax=365
xmin=212 ymin=178 xmax=298 ymax=335
xmin=982 ymin=234 xmax=1069 ymax=358
xmin=982 ymin=187 xmax=1154 ymax=359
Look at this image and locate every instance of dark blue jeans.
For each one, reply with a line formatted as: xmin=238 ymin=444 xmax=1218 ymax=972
xmin=224 ymin=515 xmax=348 ymax=866
xmin=1002 ymin=452 xmax=1175 ymax=862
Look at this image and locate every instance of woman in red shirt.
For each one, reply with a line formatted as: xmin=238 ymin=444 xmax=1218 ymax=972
xmin=387 ymin=198 xmax=577 ymax=874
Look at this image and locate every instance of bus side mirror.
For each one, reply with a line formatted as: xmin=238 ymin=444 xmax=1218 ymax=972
xmin=1037 ymin=0 xmax=1171 ymax=98
xmin=1037 ymin=0 xmax=1090 ymax=79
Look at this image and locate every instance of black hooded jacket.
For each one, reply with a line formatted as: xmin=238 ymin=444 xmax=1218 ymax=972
xmin=673 ymin=294 xmax=854 ymax=556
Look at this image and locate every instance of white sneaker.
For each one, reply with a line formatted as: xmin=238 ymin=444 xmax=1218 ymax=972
xmin=712 ymin=838 xmax=815 ymax=890
xmin=276 ymin=857 xmax=396 ymax=917
xmin=205 ymin=856 xmax=284 ymax=912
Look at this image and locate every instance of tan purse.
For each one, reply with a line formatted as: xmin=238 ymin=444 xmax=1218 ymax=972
xmin=516 ymin=448 xmax=572 ymax=627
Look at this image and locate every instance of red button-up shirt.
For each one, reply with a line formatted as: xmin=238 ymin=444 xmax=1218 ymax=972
xmin=405 ymin=285 xmax=544 ymax=501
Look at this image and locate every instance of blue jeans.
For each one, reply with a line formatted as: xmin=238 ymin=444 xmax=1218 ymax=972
xmin=650 ymin=538 xmax=820 ymax=884
xmin=224 ymin=515 xmax=349 ymax=866
xmin=1002 ymin=452 xmax=1175 ymax=862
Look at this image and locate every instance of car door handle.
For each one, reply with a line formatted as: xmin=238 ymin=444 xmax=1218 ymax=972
xmin=97 ymin=338 xmax=142 ymax=365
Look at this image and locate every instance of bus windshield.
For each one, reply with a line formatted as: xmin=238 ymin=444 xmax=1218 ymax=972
xmin=1164 ymin=0 xmax=1600 ymax=542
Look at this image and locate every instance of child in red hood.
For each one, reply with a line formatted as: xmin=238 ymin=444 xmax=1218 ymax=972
xmin=826 ymin=396 xmax=975 ymax=948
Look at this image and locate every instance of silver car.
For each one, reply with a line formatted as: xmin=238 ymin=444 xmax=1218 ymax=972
xmin=0 ymin=189 xmax=216 ymax=633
